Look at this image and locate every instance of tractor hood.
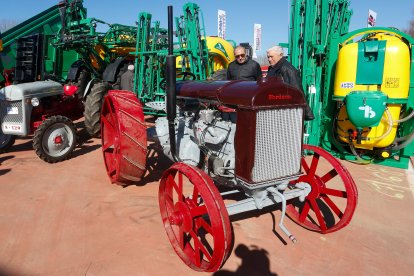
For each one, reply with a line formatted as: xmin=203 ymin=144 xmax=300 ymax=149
xmin=0 ymin=80 xmax=63 ymax=101
xmin=176 ymin=77 xmax=307 ymax=110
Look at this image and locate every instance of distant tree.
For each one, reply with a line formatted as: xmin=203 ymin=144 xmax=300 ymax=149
xmin=0 ymin=19 xmax=20 ymax=33
xmin=403 ymin=9 xmax=414 ymax=37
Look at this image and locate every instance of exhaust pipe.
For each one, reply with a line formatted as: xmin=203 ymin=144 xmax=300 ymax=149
xmin=166 ymin=6 xmax=180 ymax=162
xmin=58 ymin=1 xmax=68 ymax=42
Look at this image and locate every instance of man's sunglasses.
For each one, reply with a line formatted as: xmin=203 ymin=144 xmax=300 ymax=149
xmin=235 ymin=54 xmax=246 ymax=58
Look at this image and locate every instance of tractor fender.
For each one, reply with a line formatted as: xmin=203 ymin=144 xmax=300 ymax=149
xmin=67 ymin=60 xmax=87 ymax=81
xmin=83 ymin=78 xmax=99 ymax=100
xmin=102 ymin=57 xmax=127 ymax=83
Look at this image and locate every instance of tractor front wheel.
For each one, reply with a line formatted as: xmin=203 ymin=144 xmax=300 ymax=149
xmin=286 ymin=144 xmax=358 ymax=233
xmin=159 ymin=163 xmax=232 ymax=272
xmin=0 ymin=130 xmax=16 ymax=153
xmin=33 ymin=115 xmax=77 ymax=163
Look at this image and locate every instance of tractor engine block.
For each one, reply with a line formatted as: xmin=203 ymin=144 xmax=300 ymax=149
xmin=152 ymin=108 xmax=236 ymax=180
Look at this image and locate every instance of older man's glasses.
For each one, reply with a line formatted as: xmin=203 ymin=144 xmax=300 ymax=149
xmin=235 ymin=54 xmax=246 ymax=58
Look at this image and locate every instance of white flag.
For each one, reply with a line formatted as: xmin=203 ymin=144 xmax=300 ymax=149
xmin=367 ymin=9 xmax=377 ymax=27
xmin=218 ymin=10 xmax=226 ymax=39
xmin=253 ymin=24 xmax=262 ymax=51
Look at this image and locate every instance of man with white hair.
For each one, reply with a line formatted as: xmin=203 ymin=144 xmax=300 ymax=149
xmin=266 ymin=46 xmax=314 ymax=120
xmin=121 ymin=64 xmax=135 ymax=91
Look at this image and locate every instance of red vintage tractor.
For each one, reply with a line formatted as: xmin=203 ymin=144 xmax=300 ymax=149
xmin=99 ymin=6 xmax=358 ymax=273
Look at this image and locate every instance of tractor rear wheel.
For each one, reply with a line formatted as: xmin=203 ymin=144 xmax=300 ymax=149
xmin=159 ymin=163 xmax=232 ymax=272
xmin=101 ymin=90 xmax=147 ymax=184
xmin=0 ymin=130 xmax=16 ymax=153
xmin=33 ymin=115 xmax=77 ymax=163
xmin=286 ymin=144 xmax=358 ymax=233
xmin=84 ymin=81 xmax=108 ymax=138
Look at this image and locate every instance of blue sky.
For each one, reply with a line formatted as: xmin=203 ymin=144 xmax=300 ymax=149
xmin=1 ymin=0 xmax=413 ymax=56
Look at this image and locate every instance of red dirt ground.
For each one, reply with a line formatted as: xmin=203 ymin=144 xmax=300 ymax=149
xmin=0 ymin=130 xmax=413 ymax=275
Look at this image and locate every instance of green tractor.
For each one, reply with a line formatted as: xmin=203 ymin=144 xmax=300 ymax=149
xmin=56 ymin=0 xmax=235 ymax=136
xmin=55 ymin=0 xmax=138 ymax=137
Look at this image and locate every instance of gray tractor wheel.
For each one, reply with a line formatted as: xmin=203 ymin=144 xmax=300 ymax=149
xmin=33 ymin=115 xmax=77 ymax=163
xmin=84 ymin=81 xmax=108 ymax=138
xmin=0 ymin=130 xmax=16 ymax=153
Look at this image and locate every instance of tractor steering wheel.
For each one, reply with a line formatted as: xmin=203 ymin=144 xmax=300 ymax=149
xmin=178 ymin=71 xmax=196 ymax=81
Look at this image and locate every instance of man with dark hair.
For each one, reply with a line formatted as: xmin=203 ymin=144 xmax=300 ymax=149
xmin=227 ymin=46 xmax=262 ymax=81
xmin=266 ymin=46 xmax=315 ymax=121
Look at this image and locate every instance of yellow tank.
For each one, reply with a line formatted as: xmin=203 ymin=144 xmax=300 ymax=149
xmin=334 ymin=32 xmax=411 ymax=149
xmin=206 ymin=36 xmax=235 ymax=71
xmin=175 ymin=36 xmax=235 ymax=75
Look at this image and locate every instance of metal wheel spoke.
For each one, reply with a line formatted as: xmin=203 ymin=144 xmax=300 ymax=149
xmin=178 ymin=227 xmax=186 ymax=249
xmin=192 ymin=186 xmax=200 ymax=204
xmin=321 ymin=194 xmax=343 ymax=219
xmin=321 ymin=168 xmax=338 ymax=183
xmin=101 ymin=115 xmax=116 ymax=133
xmin=301 ymin=157 xmax=310 ymax=173
xmin=104 ymin=97 xmax=116 ymax=120
xmin=196 ymin=217 xmax=212 ymax=234
xmin=168 ymin=174 xmax=182 ymax=199
xmin=190 ymin=230 xmax=213 ymax=262
xmin=309 ymin=153 xmax=320 ymax=176
xmin=190 ymin=205 xmax=207 ymax=218
xmin=309 ymin=198 xmax=327 ymax=231
xmin=102 ymin=142 xmax=113 ymax=152
xmin=322 ymin=187 xmax=347 ymax=198
xmin=171 ymin=173 xmax=184 ymax=202
xmin=298 ymin=201 xmax=311 ymax=223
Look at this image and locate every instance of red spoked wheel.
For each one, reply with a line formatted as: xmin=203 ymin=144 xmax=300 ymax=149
xmin=100 ymin=90 xmax=147 ymax=184
xmin=286 ymin=144 xmax=358 ymax=234
xmin=159 ymin=163 xmax=232 ymax=272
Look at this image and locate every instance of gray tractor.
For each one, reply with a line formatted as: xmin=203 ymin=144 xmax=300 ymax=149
xmin=0 ymin=80 xmax=83 ymax=162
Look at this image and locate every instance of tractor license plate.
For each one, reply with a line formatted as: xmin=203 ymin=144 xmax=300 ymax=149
xmin=3 ymin=123 xmax=22 ymax=132
xmin=7 ymin=107 xmax=19 ymax=114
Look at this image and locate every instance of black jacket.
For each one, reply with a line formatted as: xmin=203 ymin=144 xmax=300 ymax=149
xmin=227 ymin=58 xmax=262 ymax=81
xmin=267 ymin=57 xmax=315 ymax=120
xmin=120 ymin=70 xmax=134 ymax=91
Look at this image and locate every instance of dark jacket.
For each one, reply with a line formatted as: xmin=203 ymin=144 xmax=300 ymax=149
xmin=120 ymin=70 xmax=134 ymax=91
xmin=267 ymin=57 xmax=315 ymax=120
xmin=227 ymin=58 xmax=262 ymax=81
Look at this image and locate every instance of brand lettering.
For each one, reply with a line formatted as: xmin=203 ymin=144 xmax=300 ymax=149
xmin=358 ymin=105 xmax=376 ymax=118
xmin=268 ymin=94 xmax=292 ymax=100
xmin=214 ymin=42 xmax=230 ymax=61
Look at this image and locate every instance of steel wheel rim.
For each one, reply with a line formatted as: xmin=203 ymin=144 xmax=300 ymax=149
xmin=159 ymin=163 xmax=232 ymax=272
xmin=100 ymin=90 xmax=147 ymax=184
xmin=42 ymin=123 xmax=74 ymax=157
xmin=101 ymin=94 xmax=121 ymax=182
xmin=286 ymin=144 xmax=358 ymax=233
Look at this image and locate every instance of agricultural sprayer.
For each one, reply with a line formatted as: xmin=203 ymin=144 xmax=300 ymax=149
xmin=288 ymin=0 xmax=414 ymax=169
xmin=99 ymin=6 xmax=358 ymax=272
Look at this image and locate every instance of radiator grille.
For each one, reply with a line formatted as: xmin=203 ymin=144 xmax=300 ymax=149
xmin=0 ymin=100 xmax=24 ymax=124
xmin=252 ymin=108 xmax=303 ymax=182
